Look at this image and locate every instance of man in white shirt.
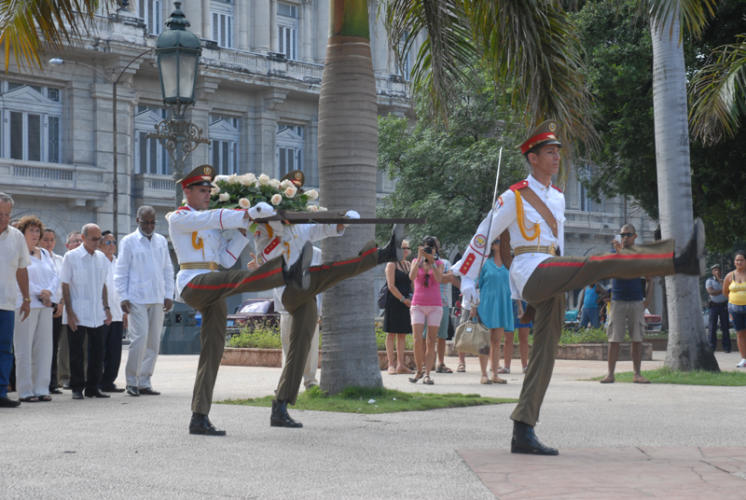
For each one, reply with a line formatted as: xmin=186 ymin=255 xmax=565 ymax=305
xmin=60 ymin=223 xmax=113 ymax=400
xmin=0 ymin=192 xmax=31 ymax=408
xmin=57 ymin=231 xmax=83 ymax=390
xmin=115 ymin=206 xmax=174 ymax=397
xmin=99 ymin=230 xmax=126 ymax=393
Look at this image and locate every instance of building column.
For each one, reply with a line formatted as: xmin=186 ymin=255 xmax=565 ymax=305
xmin=249 ymin=89 xmax=287 ymax=178
xmin=252 ymin=0 xmax=271 ymax=52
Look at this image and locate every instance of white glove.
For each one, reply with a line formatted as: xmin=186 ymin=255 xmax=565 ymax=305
xmin=460 ymin=276 xmax=479 ymax=306
xmin=249 ymin=201 xmax=276 ymax=220
xmin=344 ymin=210 xmax=360 ymax=228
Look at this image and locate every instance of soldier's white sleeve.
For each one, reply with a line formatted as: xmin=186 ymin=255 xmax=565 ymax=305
xmin=300 ymin=223 xmax=342 ymax=242
xmin=453 ymin=189 xmax=516 ymax=280
xmin=160 ymin=235 xmax=175 ymax=300
xmin=218 ymin=230 xmax=250 ymax=268
xmin=168 ymin=208 xmax=248 ymax=232
xmin=253 ymin=223 xmax=284 ymax=265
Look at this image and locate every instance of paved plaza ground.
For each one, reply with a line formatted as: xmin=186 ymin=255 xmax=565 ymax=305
xmin=3 ymin=349 xmax=746 ymax=499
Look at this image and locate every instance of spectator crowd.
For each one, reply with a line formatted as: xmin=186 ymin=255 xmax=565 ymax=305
xmin=0 ymin=192 xmax=172 ymax=407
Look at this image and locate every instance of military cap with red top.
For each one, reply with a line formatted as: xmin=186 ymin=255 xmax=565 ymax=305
xmin=177 ymin=164 xmax=215 ymax=189
xmin=519 ymin=119 xmax=562 ymax=155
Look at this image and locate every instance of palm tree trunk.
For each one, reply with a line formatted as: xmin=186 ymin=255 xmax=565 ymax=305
xmin=318 ymin=0 xmax=382 ymax=394
xmin=650 ymin=7 xmax=718 ymax=371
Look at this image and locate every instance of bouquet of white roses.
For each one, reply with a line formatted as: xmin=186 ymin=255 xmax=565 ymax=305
xmin=208 ymin=172 xmax=325 ymax=212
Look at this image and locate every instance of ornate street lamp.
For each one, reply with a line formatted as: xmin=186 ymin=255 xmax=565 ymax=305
xmin=151 ymin=1 xmax=209 ymax=205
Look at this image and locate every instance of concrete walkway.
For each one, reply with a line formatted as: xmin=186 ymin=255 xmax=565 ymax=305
xmin=3 ymin=349 xmax=746 ymax=499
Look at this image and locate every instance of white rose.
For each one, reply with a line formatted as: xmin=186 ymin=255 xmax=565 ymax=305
xmin=270 ymin=193 xmax=283 ymax=206
xmin=258 ymin=174 xmax=270 ymax=185
xmin=210 ymin=185 xmax=221 ymax=195
xmin=214 ymin=174 xmax=230 ymax=183
xmin=307 ymin=204 xmax=319 ymax=212
xmin=284 ymin=185 xmax=297 ymax=198
xmin=238 ymin=197 xmax=251 ymax=209
xmin=239 ymin=173 xmax=255 ymax=186
xmin=280 ymin=179 xmax=293 ymax=189
xmin=305 ymin=189 xmax=318 ymax=201
xmin=269 ymin=178 xmax=281 ymax=189
xmin=228 ymin=173 xmax=239 ymax=184
xmin=318 ymin=206 xmax=328 ymax=212
xmin=219 ymin=192 xmax=230 ymax=202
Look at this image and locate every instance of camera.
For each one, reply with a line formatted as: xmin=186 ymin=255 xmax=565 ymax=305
xmin=423 ymin=236 xmax=437 ymax=255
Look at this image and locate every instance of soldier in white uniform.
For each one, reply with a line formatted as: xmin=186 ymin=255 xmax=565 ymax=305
xmin=453 ymin=121 xmax=705 ymax=455
xmin=250 ymin=199 xmax=401 ymax=428
xmin=168 ymin=165 xmax=314 ymax=436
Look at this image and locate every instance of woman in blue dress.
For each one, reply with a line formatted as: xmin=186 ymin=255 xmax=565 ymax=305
xmin=473 ymin=238 xmax=514 ymax=384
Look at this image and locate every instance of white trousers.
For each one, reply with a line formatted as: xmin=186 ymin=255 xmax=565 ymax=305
xmin=125 ymin=303 xmax=164 ymax=389
xmin=280 ymin=310 xmax=319 ymax=388
xmin=13 ymin=307 xmax=53 ymax=398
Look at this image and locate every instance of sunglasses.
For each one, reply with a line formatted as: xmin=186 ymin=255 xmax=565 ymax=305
xmin=401 ymin=246 xmax=410 ymax=250
xmin=104 ymin=240 xmax=116 ymax=245
xmin=619 ymin=232 xmax=635 ymax=238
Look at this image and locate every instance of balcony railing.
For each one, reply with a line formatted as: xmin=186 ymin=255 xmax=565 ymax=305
xmin=0 ymin=159 xmax=105 ymax=193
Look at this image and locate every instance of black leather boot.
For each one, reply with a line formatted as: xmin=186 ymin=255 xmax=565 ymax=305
xmin=511 ymin=420 xmax=558 ymax=456
xmin=270 ymin=400 xmax=303 ymax=428
xmin=377 ymin=224 xmax=403 ymax=264
xmin=189 ymin=413 xmax=226 ymax=436
xmin=673 ymin=217 xmax=705 ymax=276
xmin=283 ymin=241 xmax=312 ymax=290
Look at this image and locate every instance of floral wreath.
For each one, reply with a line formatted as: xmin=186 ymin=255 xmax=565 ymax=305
xmin=207 ymin=173 xmax=326 ymax=212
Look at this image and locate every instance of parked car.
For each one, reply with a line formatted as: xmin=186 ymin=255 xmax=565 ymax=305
xmin=644 ymin=312 xmax=662 ymax=332
xmin=226 ymin=298 xmax=279 ymax=336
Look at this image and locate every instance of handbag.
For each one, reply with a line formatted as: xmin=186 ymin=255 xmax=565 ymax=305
xmin=454 ymin=317 xmax=491 ymax=356
xmin=377 ymin=283 xmax=389 ymax=309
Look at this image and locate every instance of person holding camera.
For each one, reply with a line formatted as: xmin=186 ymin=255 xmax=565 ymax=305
xmin=408 ymin=236 xmax=444 ymax=385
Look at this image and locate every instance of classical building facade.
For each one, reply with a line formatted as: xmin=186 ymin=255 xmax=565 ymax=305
xmin=1 ymin=0 xmax=407 ymax=248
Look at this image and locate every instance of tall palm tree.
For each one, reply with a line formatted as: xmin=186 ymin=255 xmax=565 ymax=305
xmin=648 ymin=0 xmax=718 ymax=370
xmin=0 ymin=0 xmax=101 ymax=69
xmin=317 ymin=0 xmax=383 ymax=394
xmin=689 ymin=34 xmax=746 ymax=145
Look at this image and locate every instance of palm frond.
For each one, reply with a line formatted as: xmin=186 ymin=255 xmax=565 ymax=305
xmin=383 ymin=0 xmax=478 ymax=117
xmin=0 ymin=0 xmax=102 ymax=69
xmin=648 ymin=0 xmax=717 ymax=39
xmin=464 ymin=0 xmax=598 ymax=156
xmin=689 ymin=36 xmax=746 ymax=145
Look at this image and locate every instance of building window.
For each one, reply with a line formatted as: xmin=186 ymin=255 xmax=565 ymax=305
xmin=397 ymin=35 xmax=412 ymax=80
xmin=211 ymin=0 xmax=234 ymax=48
xmin=577 ymin=165 xmax=594 ymax=213
xmin=134 ymin=106 xmax=170 ymax=175
xmin=209 ymin=114 xmax=240 ymax=175
xmin=0 ymin=82 xmax=62 ymax=163
xmin=277 ymin=2 xmax=298 ymax=60
xmin=139 ymin=0 xmax=162 ymax=35
xmin=276 ymin=123 xmax=309 ymax=182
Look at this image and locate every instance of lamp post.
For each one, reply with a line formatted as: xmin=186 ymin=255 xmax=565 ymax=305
xmin=150 ymin=1 xmax=209 ymax=206
xmin=49 ymin=47 xmax=153 ymax=240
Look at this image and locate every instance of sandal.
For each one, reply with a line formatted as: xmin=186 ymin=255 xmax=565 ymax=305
xmin=491 ymin=376 xmax=507 ymax=384
xmin=422 ymin=375 xmax=434 ymax=385
xmin=436 ymin=364 xmax=453 ymax=373
xmin=396 ymin=366 xmax=413 ymax=374
xmin=456 ymin=363 xmax=466 ymax=373
xmin=409 ymin=371 xmax=424 ymax=383
xmin=497 ymin=367 xmax=510 ymax=374
xmin=38 ymin=395 xmax=52 ymax=402
xmin=387 ymin=366 xmax=397 ymax=375
xmin=20 ymin=396 xmax=40 ymax=402
xmin=480 ymin=375 xmax=492 ymax=385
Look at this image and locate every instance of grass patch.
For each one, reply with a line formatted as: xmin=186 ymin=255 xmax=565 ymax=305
xmin=592 ymin=367 xmax=746 ymax=386
xmin=221 ymin=385 xmax=516 ymax=414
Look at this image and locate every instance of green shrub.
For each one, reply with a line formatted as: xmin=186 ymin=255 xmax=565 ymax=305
xmin=375 ymin=327 xmax=414 ymax=350
xmin=559 ymin=327 xmax=608 ymax=345
xmin=227 ymin=321 xmax=282 ymax=349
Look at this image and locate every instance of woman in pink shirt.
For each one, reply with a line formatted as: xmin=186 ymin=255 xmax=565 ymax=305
xmin=408 ymin=236 xmax=444 ymax=385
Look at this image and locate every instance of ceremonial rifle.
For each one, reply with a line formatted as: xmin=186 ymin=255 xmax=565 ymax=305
xmin=253 ymin=211 xmax=425 ymax=225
